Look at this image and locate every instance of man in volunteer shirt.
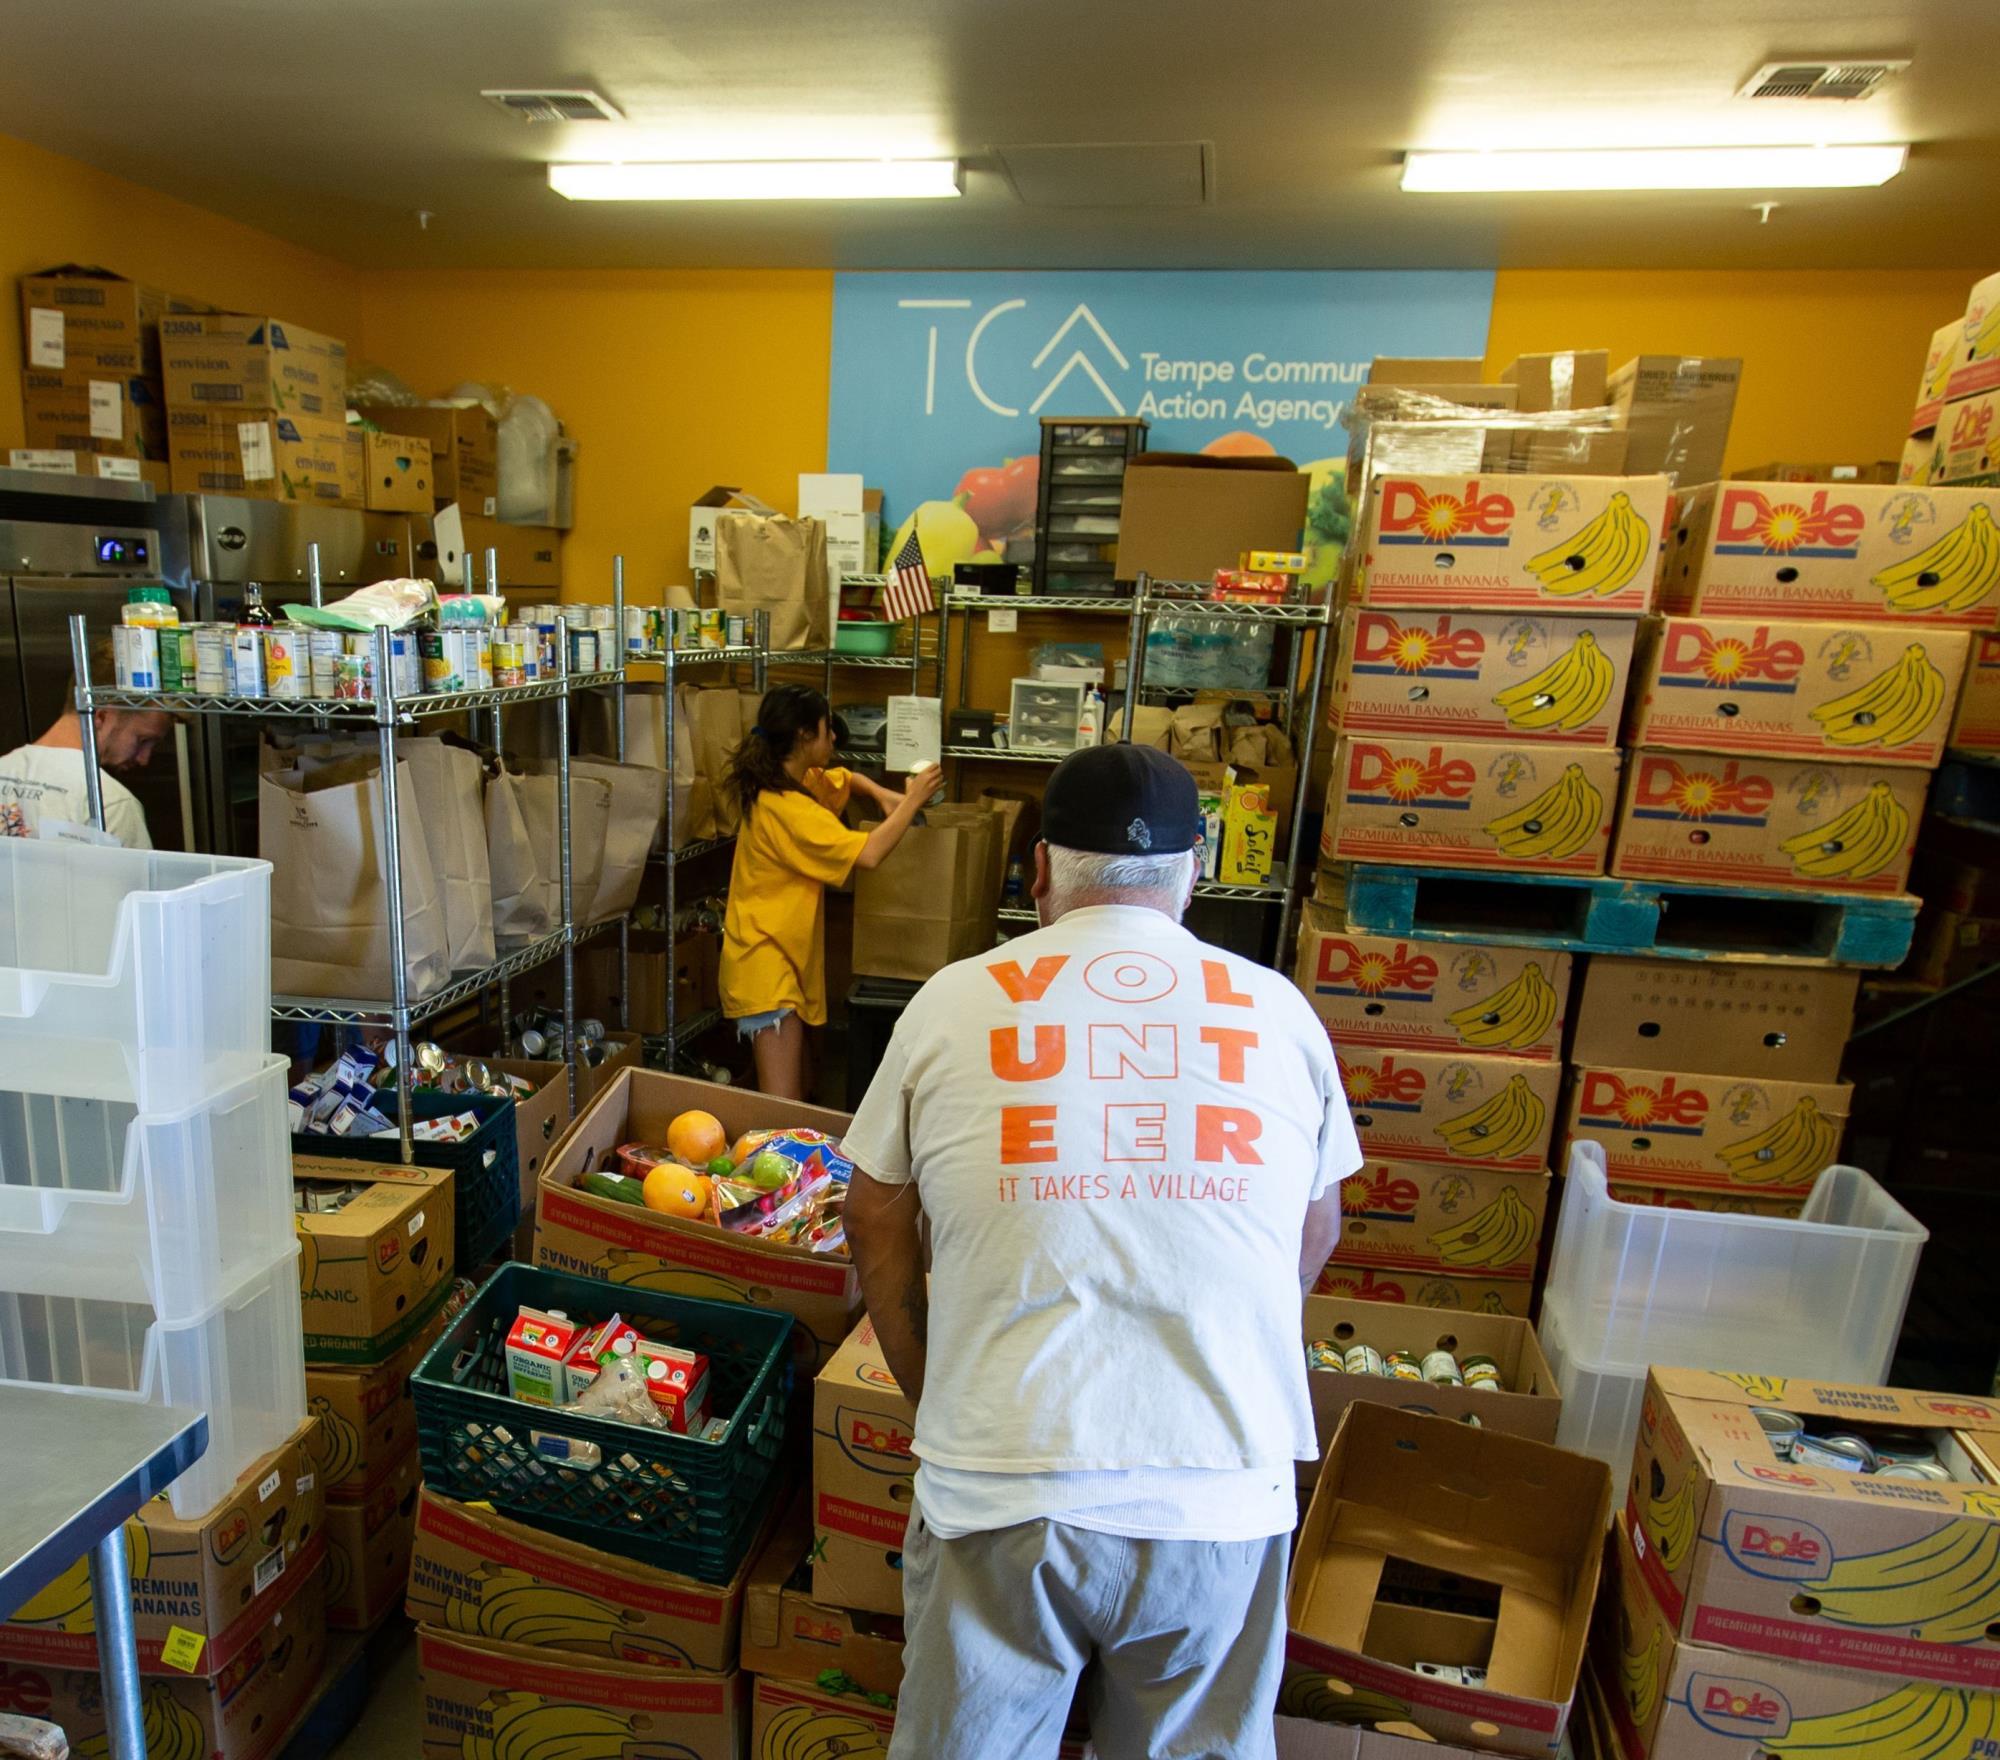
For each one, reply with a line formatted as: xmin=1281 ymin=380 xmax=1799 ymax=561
xmin=0 ymin=641 xmax=167 ymax=848
xmin=843 ymin=743 xmax=1359 ymax=1760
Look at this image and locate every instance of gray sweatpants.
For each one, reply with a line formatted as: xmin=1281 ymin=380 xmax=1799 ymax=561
xmin=888 ymin=1512 xmax=1289 ymax=1760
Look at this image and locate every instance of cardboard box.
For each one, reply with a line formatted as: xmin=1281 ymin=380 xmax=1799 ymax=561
xmin=416 ymin=1628 xmax=744 ymax=1760
xmin=1118 ymin=457 xmax=1311 ymax=581
xmin=1950 ymin=630 xmax=2000 ymax=751
xmin=305 ymin=1296 xmax=455 ymax=1503
xmin=19 ymin=369 xmax=166 ymax=457
xmin=1277 ymin=1721 xmax=1532 ymax=1760
xmin=1940 ymin=388 xmax=2000 ymax=484
xmin=324 ymin=1445 xmax=419 ymax=1632
xmin=1291 ymin=902 xmax=1570 ymax=1064
xmin=689 ymin=485 xmax=775 ymax=572
xmin=1661 ymin=480 xmax=2000 ymax=630
xmin=167 ymin=408 xmax=350 ymax=502
xmin=1511 ymin=424 xmax=1631 ymax=479
xmin=1284 ymin=1403 xmax=1609 ymax=1756
xmin=1946 ymin=270 xmax=2000 ymax=402
xmin=1628 ymin=615 xmax=1969 ymax=768
xmin=357 ymin=430 xmax=433 ymax=512
xmin=813 ymin=1315 xmax=915 ymax=1618
xmin=352 ymin=402 xmax=497 ymax=510
xmin=1912 ymin=316 xmax=1964 ymax=433
xmin=1322 ymin=736 xmax=1622 ymax=877
xmin=1336 ymin=1047 xmax=1561 ymax=1173
xmin=7 ymin=448 xmax=168 ymax=492
xmin=293 ymin=1157 xmax=455 ymax=1364
xmin=20 ymin=269 xmax=170 ymax=374
xmin=1368 ymin=358 xmax=1487 ymax=384
xmin=1901 ymin=431 xmax=1940 ymax=485
xmin=407 ymin=1488 xmax=755 ymax=1674
xmin=1599 ymin=1178 xmax=1802 ymax=1220
xmin=1314 ymin=1258 xmax=1535 ymax=1317
xmin=747 ymin=1677 xmax=1093 ymax=1760
xmin=1570 ymin=957 xmax=1857 ymax=1084
xmin=1730 ymin=461 xmax=1902 ymax=486
xmin=742 ymin=1494 xmax=905 ymax=1695
xmin=0 ymin=1419 xmax=324 ymax=1674
xmin=1611 ymin=749 xmax=1927 ymax=896
xmin=0 ymin=1568 xmax=326 ymax=1760
xmin=1607 ymin=355 xmax=1741 ymax=489
xmin=534 ymin=1069 xmax=862 ymax=1369
xmin=1331 ymin=605 xmax=1636 ymax=747
xmin=1563 ymin=1065 xmax=1853 ymax=1197
xmin=160 ymin=312 xmax=346 ymax=415
xmin=1351 ymin=472 xmax=1669 ymax=617
xmin=1331 ymin=1157 xmax=1549 ymax=1284
xmin=438 ymin=510 xmax=563 ymax=590
xmin=1625 ymin=1366 xmax=2000 ymax=1690
xmin=1499 ymin=349 xmax=1610 ymax=413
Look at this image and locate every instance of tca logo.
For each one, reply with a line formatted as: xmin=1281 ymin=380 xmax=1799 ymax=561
xmin=1378 ymin=480 xmax=1517 ymax=544
xmin=1346 ymin=743 xmax=1477 ymax=805
xmin=1578 ymin=1071 xmax=1710 ymax=1130
xmin=1689 ymin=1674 xmax=1790 ymax=1737
xmin=1352 ymin=612 xmax=1486 ymax=675
xmin=1724 ymin=1512 xmax=1835 ymax=1581
xmin=1314 ymin=938 xmax=1440 ymax=999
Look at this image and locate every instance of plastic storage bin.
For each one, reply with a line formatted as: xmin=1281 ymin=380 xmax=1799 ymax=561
xmin=0 ymin=1246 xmax=305 ymax=1517
xmin=1536 ymin=1297 xmax=1650 ymax=1477
xmin=1543 ymin=1142 xmax=1927 ymax=1380
xmin=0 ymin=840 xmax=271 ymax=1111
xmin=0 ymin=1054 xmax=292 ymax=1320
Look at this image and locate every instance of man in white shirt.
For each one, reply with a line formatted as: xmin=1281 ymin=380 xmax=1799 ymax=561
xmin=843 ymin=744 xmax=1360 ymax=1760
xmin=0 ymin=643 xmax=167 ymax=848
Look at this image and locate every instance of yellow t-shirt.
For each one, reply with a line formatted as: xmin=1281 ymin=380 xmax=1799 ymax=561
xmin=720 ymin=767 xmax=868 ymax=1027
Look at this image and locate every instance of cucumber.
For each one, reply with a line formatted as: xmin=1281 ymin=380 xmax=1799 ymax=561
xmin=580 ymin=1169 xmax=648 ymax=1207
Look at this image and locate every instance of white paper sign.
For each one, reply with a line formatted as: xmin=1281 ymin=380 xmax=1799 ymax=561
xmin=95 ymin=457 xmax=142 ymax=482
xmin=9 ymin=449 xmax=78 ymax=473
xmin=884 ymin=694 xmax=942 ymax=773
xmin=28 ymin=306 xmax=63 ymax=368
xmin=89 ymin=379 xmax=122 ymax=440
xmin=237 ymin=420 xmax=275 ymax=482
xmin=986 ymin=606 xmax=1018 ymax=634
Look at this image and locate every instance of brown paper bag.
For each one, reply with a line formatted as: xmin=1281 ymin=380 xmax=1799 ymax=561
xmin=976 ymin=787 xmax=1040 ymax=886
xmin=261 ymin=759 xmax=449 ymax=1002
xmin=1127 ymin=706 xmax=1175 ymax=751
xmin=689 ymin=688 xmax=747 ymax=835
xmin=484 ymin=766 xmax=561 ymax=941
xmin=852 ymin=805 xmax=1003 ymax=981
xmin=399 ymin=738 xmax=497 ymax=972
xmin=568 ymin=759 xmax=665 ymax=923
xmin=566 ymin=772 xmax=613 ymax=926
xmin=715 ymin=510 xmax=830 ymax=652
xmin=1168 ymin=701 xmax=1225 ymax=763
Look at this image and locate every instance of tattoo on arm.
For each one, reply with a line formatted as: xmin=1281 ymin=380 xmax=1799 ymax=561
xmin=902 ymin=1280 xmax=929 ymax=1350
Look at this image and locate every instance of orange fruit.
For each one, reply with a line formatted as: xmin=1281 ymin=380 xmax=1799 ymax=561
xmin=643 ymin=1165 xmax=711 ymax=1219
xmin=667 ymin=1110 xmax=727 ymax=1167
xmin=729 ymin=1130 xmax=774 ymax=1167
xmin=1200 ymin=430 xmax=1276 ymax=457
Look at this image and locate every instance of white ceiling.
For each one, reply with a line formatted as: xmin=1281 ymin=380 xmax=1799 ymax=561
xmin=2 ymin=0 xmax=1994 ymax=271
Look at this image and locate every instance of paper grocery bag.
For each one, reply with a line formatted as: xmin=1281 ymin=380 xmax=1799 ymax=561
xmin=484 ymin=765 xmax=561 ymax=940
xmin=261 ymin=759 xmax=449 ymax=1002
xmin=567 ymin=759 xmax=663 ymax=923
xmin=689 ymin=688 xmax=747 ymax=834
xmin=399 ymin=738 xmax=496 ymax=972
xmin=566 ymin=772 xmax=613 ymax=927
xmin=715 ymin=510 xmax=830 ymax=651
xmin=853 ymin=805 xmax=1003 ymax=981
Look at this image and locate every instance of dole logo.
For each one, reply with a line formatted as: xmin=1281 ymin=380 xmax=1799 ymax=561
xmin=1689 ymin=1673 xmax=1790 ymax=1738
xmin=1346 ymin=743 xmax=1477 ymax=806
xmin=1352 ymin=611 xmax=1486 ymax=675
xmin=1741 ymin=1461 xmax=1819 ymax=1491
xmin=1661 ymin=623 xmax=1804 ymax=688
xmin=1341 ymin=1167 xmax=1422 ymax=1218
xmin=1716 ymin=487 xmax=1866 ymax=556
xmin=1317 ymin=1265 xmax=1408 ymax=1303
xmin=1314 ymin=937 xmax=1440 ymax=999
xmin=837 ymin=1405 xmax=915 ymax=1474
xmin=0 ymin=1664 xmax=51 ymax=1719
xmin=1725 ymin=1511 xmax=1835 ymax=1580
xmin=1633 ymin=754 xmax=1775 ymax=823
xmin=374 ymin=1234 xmax=403 ymax=1273
xmin=1579 ymin=1069 xmax=1710 ymax=1130
xmin=1340 ymin=1056 xmax=1429 ymax=1109
xmin=1952 ymin=397 xmax=1996 ymax=451
xmin=1919 ymin=1397 xmax=1999 ymax=1423
xmin=212 ymin=1507 xmax=250 ymax=1564
xmin=1379 ymin=479 xmax=1517 ymax=544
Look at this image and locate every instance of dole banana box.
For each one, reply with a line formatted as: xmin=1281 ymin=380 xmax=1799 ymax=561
xmin=1330 ymin=1157 xmax=1550 ymax=1283
xmin=1661 ymin=480 xmax=2000 ymax=631
xmin=1591 ymin=1512 xmax=2000 ymax=1760
xmin=416 ymin=1628 xmax=745 ymax=1760
xmin=1951 ymin=629 xmax=2000 ymax=752
xmin=1915 ymin=316 xmax=1964 ymax=434
xmin=1292 ymin=901 xmax=1571 ymax=1064
xmin=813 ymin=1314 xmax=915 ymax=1618
xmin=1948 ymin=270 xmax=2000 ymax=402
xmin=1599 ymin=1179 xmax=1804 ymax=1221
xmin=306 ymin=1294 xmax=455 ymax=1503
xmin=1331 ymin=605 xmax=1638 ymax=747
xmin=293 ymin=1156 xmax=455 ymax=1364
xmin=1337 ymin=1047 xmax=1563 ymax=1174
xmin=1315 ymin=1257 xmax=1534 ymax=1319
xmin=1276 ymin=1724 xmax=1550 ymax=1760
xmin=0 ymin=1419 xmax=324 ymax=1676
xmin=323 ymin=1445 xmax=418 ymax=1632
xmin=1285 ymin=1404 xmax=1610 ymax=1757
xmin=1571 ymin=958 xmax=1858 ymax=1085
xmin=1563 ymin=1065 xmax=1853 ymax=1198
xmin=1902 ymin=431 xmax=1940 ymax=485
xmin=748 ymin=1677 xmax=1096 ymax=1760
xmin=0 ymin=1571 xmax=327 ymax=1760
xmin=1351 ymin=472 xmax=1670 ymax=617
xmin=1942 ymin=388 xmax=2000 ymax=484
xmin=407 ymin=1487 xmax=759 ymax=1674
xmin=1611 ymin=750 xmax=1927 ymax=896
xmin=535 ymin=1068 xmax=860 ymax=1370
xmin=1323 ymin=737 xmax=1622 ymax=877
xmin=1628 ymin=617 xmax=1970 ymax=769
xmin=742 ymin=1493 xmax=905 ymax=1696
xmin=1626 ymin=1367 xmax=2000 ymax=1692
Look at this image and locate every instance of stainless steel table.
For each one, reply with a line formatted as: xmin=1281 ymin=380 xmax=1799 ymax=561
xmin=0 ymin=1391 xmax=207 ymax=1760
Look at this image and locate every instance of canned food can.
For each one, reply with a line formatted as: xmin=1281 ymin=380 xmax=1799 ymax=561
xmin=1869 ymin=1429 xmax=1940 ymax=1468
xmin=1422 ymin=1349 xmax=1464 ymax=1387
xmin=1383 ymin=1351 xmax=1425 ymax=1383
xmin=157 ymin=625 xmax=186 ymax=691
xmin=1460 ymin=1354 xmax=1503 ymax=1391
xmin=471 ymin=627 xmax=494 ymax=692
xmin=492 ymin=640 xmax=524 ymax=687
xmin=1793 ymin=1433 xmax=1879 ymax=1473
xmin=1877 ymin=1460 xmax=1953 ymax=1482
xmin=535 ymin=615 xmax=560 ymax=671
xmin=193 ymin=625 xmax=232 ymax=695
xmin=624 ymin=605 xmax=653 ymax=655
xmin=307 ymin=630 xmax=345 ymax=697
xmin=114 ymin=624 xmax=159 ymax=691
xmin=570 ymin=628 xmax=599 ymax=673
xmin=390 ymin=629 xmax=422 ymax=698
xmin=333 ymin=653 xmax=368 ymax=700
xmin=587 ymin=604 xmax=615 ymax=631
xmin=504 ymin=623 xmax=541 ymax=680
xmin=674 ymin=608 xmax=701 ymax=651
xmin=698 ymin=608 xmax=726 ymax=648
xmin=1342 ymin=1345 xmax=1384 ymax=1378
xmin=263 ymin=628 xmax=303 ymax=699
xmin=420 ymin=629 xmax=460 ymax=693
xmin=1752 ymin=1407 xmax=1805 ymax=1460
xmin=726 ymin=613 xmax=747 ymax=646
xmin=1306 ymin=1339 xmax=1343 ymax=1372
xmin=230 ymin=628 xmax=266 ymax=696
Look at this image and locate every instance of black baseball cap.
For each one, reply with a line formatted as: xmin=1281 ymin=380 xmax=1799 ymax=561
xmin=1042 ymin=744 xmax=1199 ymax=855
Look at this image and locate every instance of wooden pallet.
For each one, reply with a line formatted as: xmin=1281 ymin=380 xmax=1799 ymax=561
xmin=1340 ymin=862 xmax=1918 ymax=968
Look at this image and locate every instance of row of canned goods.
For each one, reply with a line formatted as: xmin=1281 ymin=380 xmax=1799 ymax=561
xmin=1306 ymin=1339 xmax=1504 ymax=1391
xmin=607 ymin=604 xmax=747 ymax=655
xmin=1750 ymin=1408 xmax=1955 ymax=1480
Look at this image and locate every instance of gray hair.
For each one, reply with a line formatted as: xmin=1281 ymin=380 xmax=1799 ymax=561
xmin=1044 ymin=845 xmax=1196 ymax=919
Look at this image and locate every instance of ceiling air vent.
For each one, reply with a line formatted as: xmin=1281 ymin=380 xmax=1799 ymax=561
xmin=481 ymin=89 xmax=624 ymax=124
xmin=1737 ymin=60 xmax=1909 ymax=101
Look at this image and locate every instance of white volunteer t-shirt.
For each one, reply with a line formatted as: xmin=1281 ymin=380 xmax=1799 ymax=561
xmin=841 ymin=904 xmax=1361 ymax=1536
xmin=0 ymin=745 xmax=150 ymax=849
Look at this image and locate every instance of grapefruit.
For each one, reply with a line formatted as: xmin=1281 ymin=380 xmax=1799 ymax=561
xmin=1201 ymin=431 xmax=1276 ymax=458
xmin=643 ymin=1166 xmax=712 ymax=1219
xmin=667 ymin=1110 xmax=727 ymax=1167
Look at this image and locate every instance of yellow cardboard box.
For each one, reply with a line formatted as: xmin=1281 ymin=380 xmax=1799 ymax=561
xmin=742 ymin=1494 xmax=905 ymax=1696
xmin=294 ymin=1157 xmax=455 ymax=1364
xmin=305 ymin=1295 xmax=455 ymax=1503
xmin=1330 ymin=1157 xmax=1549 ymax=1282
xmin=812 ymin=1315 xmax=914 ymax=1618
xmin=1336 ymin=1045 xmax=1562 ymax=1174
xmin=324 ymin=1445 xmax=419 ymax=1632
xmin=1313 ymin=1258 xmax=1536 ymax=1319
xmin=1951 ymin=629 xmax=2000 ymax=752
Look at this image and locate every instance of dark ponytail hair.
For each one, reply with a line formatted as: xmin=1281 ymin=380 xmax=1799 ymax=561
xmin=729 ymin=683 xmax=831 ymax=811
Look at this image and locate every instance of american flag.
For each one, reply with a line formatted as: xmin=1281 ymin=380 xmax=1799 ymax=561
xmin=880 ymin=528 xmax=935 ymax=622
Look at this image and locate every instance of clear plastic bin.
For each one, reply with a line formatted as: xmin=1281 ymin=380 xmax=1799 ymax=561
xmin=0 ymin=1056 xmax=292 ymax=1321
xmin=1543 ymin=1142 xmax=1927 ymax=1382
xmin=1537 ymin=1296 xmax=1650 ymax=1478
xmin=0 ymin=1245 xmax=304 ymax=1518
xmin=0 ymin=840 xmax=272 ymax=1111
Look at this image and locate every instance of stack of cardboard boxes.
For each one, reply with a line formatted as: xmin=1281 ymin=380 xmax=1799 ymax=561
xmin=160 ymin=310 xmax=351 ymax=503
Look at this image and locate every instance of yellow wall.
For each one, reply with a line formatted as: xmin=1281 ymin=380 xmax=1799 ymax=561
xmin=0 ymin=129 xmax=362 ymax=454
xmin=358 ymin=269 xmax=832 ymax=598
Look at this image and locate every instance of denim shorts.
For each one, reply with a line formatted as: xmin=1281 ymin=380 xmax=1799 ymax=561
xmin=732 ymin=1007 xmax=794 ymax=1040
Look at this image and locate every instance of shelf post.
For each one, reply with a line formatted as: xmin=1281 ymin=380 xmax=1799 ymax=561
xmin=556 ymin=614 xmax=577 ymax=1113
xmin=1275 ymin=596 xmax=1333 ymax=963
xmin=614 ymin=556 xmax=631 ymax=1035
xmin=374 ymin=622 xmax=416 ymax=1161
xmin=70 ymin=613 xmax=108 ymax=833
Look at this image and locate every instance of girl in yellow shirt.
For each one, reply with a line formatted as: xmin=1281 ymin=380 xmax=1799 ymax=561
xmin=720 ymin=683 xmax=940 ymax=1100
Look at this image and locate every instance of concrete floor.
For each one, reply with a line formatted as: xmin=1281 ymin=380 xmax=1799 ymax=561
xmin=330 ymin=1624 xmax=419 ymax=1759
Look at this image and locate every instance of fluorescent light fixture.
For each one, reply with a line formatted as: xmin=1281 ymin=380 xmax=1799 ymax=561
xmin=1401 ymin=143 xmax=1907 ymax=193
xmin=549 ymin=159 xmax=963 ymax=201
